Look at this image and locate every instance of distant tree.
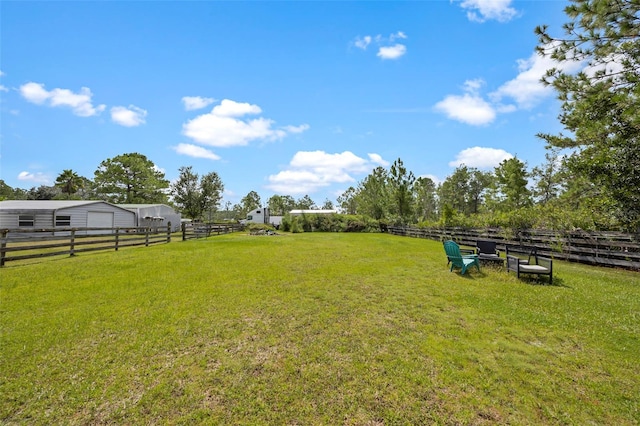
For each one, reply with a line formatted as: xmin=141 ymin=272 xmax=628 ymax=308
xmin=267 ymin=194 xmax=296 ymax=215
xmin=321 ymin=198 xmax=334 ymax=210
xmin=531 ymin=149 xmax=564 ymax=205
xmin=414 ymin=177 xmax=437 ymax=222
xmin=491 ymin=157 xmax=532 ymax=211
xmin=356 ymin=167 xmax=389 ymax=220
xmin=0 ymin=180 xmax=17 ymax=200
xmin=295 ymin=195 xmax=316 ymax=210
xmin=94 ymin=153 xmax=169 ymax=204
xmin=241 ymin=191 xmax=262 ymax=214
xmin=55 ymin=169 xmax=84 ymax=199
xmin=388 ymin=158 xmax=415 ymax=224
xmin=27 ymin=185 xmax=60 ymax=200
xmin=535 ymin=0 xmax=640 ymax=229
xmin=337 ymin=186 xmax=358 ymax=214
xmin=438 ymin=165 xmax=493 ymax=216
xmin=170 ymin=166 xmax=224 ymax=221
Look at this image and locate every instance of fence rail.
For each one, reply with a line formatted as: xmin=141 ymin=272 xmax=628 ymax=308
xmin=387 ymin=226 xmax=640 ymax=270
xmin=0 ymin=225 xmax=173 ymax=267
xmin=181 ymin=222 xmax=243 ymax=240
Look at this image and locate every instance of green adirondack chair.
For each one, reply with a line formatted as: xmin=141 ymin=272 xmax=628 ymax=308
xmin=443 ymin=240 xmax=481 ymax=275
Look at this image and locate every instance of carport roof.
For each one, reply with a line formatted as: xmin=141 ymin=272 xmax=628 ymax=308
xmin=0 ymin=200 xmax=114 ymax=210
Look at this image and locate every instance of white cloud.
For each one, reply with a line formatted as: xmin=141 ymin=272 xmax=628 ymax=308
xmin=182 ymin=99 xmax=308 ymax=147
xmin=449 ymin=147 xmax=513 ymax=169
xmin=368 ymin=153 xmax=390 ymax=167
xmin=283 ymin=124 xmax=310 ymax=134
xmin=353 ymin=31 xmax=408 ymax=60
xmin=211 ymin=99 xmax=262 ymax=117
xmin=182 ymin=96 xmax=216 ymax=111
xmin=434 ymin=93 xmax=496 ymax=125
xmin=17 ymin=171 xmax=50 ymax=184
xmin=266 ymin=150 xmax=387 ymax=194
xmin=354 ymin=35 xmax=372 ymax=50
xmin=0 ymin=85 xmax=7 ymax=92
xmin=490 ymin=44 xmax=583 ymax=109
xmin=110 ymin=105 xmax=147 ymax=127
xmin=377 ymin=44 xmax=407 ymax=60
xmin=458 ymin=0 xmax=518 ymax=23
xmin=19 ymin=82 xmax=106 ymax=117
xmin=390 ymin=31 xmax=407 ymax=41
xmin=173 ymin=143 xmax=220 ymax=160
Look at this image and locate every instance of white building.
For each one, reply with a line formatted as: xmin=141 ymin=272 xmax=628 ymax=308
xmin=0 ymin=200 xmax=136 ymax=233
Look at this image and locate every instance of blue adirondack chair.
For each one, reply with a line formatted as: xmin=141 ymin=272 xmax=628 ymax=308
xmin=443 ymin=240 xmax=481 ymax=275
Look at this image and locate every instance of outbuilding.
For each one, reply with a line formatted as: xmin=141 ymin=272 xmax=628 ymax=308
xmin=0 ymin=200 xmax=136 ymax=233
xmin=118 ymin=204 xmax=181 ymax=232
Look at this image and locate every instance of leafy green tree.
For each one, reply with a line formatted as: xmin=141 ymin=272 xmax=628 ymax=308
xmin=170 ymin=166 xmax=224 ymax=221
xmin=295 ymin=195 xmax=316 ymax=210
xmin=337 ymin=186 xmax=358 ymax=215
xmin=321 ymin=198 xmax=334 ymax=210
xmin=0 ymin=180 xmax=24 ymax=200
xmin=490 ymin=157 xmax=532 ymax=211
xmin=388 ymin=158 xmax=415 ymax=224
xmin=438 ymin=165 xmax=491 ymax=216
xmin=414 ymin=177 xmax=437 ymax=222
xmin=267 ymin=194 xmax=296 ymax=215
xmin=54 ymin=169 xmax=84 ymax=199
xmin=94 ymin=153 xmax=169 ymax=204
xmin=356 ymin=167 xmax=389 ymax=220
xmin=536 ymin=0 xmax=640 ymax=230
xmin=531 ymin=149 xmax=565 ymax=205
xmin=26 ymin=185 xmax=60 ymax=200
xmin=241 ymin=191 xmax=262 ymax=214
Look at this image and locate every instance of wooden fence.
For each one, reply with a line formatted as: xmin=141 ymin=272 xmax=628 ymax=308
xmin=0 ymin=225 xmax=173 ymax=267
xmin=387 ymin=226 xmax=640 ymax=270
xmin=181 ymin=222 xmax=243 ymax=240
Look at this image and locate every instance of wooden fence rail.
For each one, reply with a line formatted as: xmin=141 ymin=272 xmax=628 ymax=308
xmin=0 ymin=225 xmax=173 ymax=267
xmin=181 ymin=222 xmax=243 ymax=240
xmin=387 ymin=226 xmax=640 ymax=270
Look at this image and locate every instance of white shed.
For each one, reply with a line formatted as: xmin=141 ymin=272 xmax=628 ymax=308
xmin=118 ymin=204 xmax=181 ymax=232
xmin=0 ymin=200 xmax=136 ymax=233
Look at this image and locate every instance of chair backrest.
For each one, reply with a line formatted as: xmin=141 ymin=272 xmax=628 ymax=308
xmin=443 ymin=240 xmax=464 ymax=266
xmin=476 ymin=240 xmax=497 ymax=255
xmin=506 ymin=245 xmax=537 ymax=263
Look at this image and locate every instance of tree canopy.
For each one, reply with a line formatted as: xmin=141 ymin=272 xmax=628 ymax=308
xmin=94 ymin=153 xmax=169 ymax=204
xmin=170 ymin=166 xmax=224 ymax=221
xmin=536 ymin=0 xmax=640 ymax=230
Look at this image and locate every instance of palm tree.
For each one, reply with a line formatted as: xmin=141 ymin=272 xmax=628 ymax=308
xmin=55 ymin=169 xmax=84 ymax=199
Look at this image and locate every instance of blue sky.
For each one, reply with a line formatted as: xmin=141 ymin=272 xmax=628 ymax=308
xmin=1 ymin=0 xmax=574 ymax=207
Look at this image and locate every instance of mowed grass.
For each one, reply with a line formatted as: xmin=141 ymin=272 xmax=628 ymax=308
xmin=1 ymin=232 xmax=639 ymax=425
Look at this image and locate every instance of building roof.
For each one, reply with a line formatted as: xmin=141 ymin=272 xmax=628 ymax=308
xmin=289 ymin=209 xmax=338 ymax=214
xmin=0 ymin=200 xmax=109 ymax=210
xmin=117 ymin=204 xmax=174 ymax=209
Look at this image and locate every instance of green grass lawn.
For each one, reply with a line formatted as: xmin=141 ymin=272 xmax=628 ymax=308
xmin=1 ymin=232 xmax=639 ymax=424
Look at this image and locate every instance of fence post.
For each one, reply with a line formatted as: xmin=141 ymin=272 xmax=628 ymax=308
xmin=167 ymin=222 xmax=172 ymax=243
xmin=182 ymin=222 xmax=186 ymax=241
xmin=0 ymin=229 xmax=7 ymax=267
xmin=145 ymin=227 xmax=150 ymax=247
xmin=70 ymin=229 xmax=76 ymax=257
xmin=115 ymin=228 xmax=120 ymax=251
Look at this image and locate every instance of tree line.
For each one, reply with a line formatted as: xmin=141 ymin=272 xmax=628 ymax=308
xmin=0 ymin=152 xmax=331 ymax=223
xmin=2 ymin=1 xmax=637 ymax=231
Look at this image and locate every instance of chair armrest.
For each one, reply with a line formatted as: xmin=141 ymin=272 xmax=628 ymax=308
xmin=506 ymin=255 xmax=520 ymax=271
xmin=536 ymin=256 xmax=552 ymax=269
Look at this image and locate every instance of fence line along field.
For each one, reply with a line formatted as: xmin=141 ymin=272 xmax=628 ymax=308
xmin=0 ymin=223 xmax=243 ymax=266
xmin=1 ymin=232 xmax=638 ymax=424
